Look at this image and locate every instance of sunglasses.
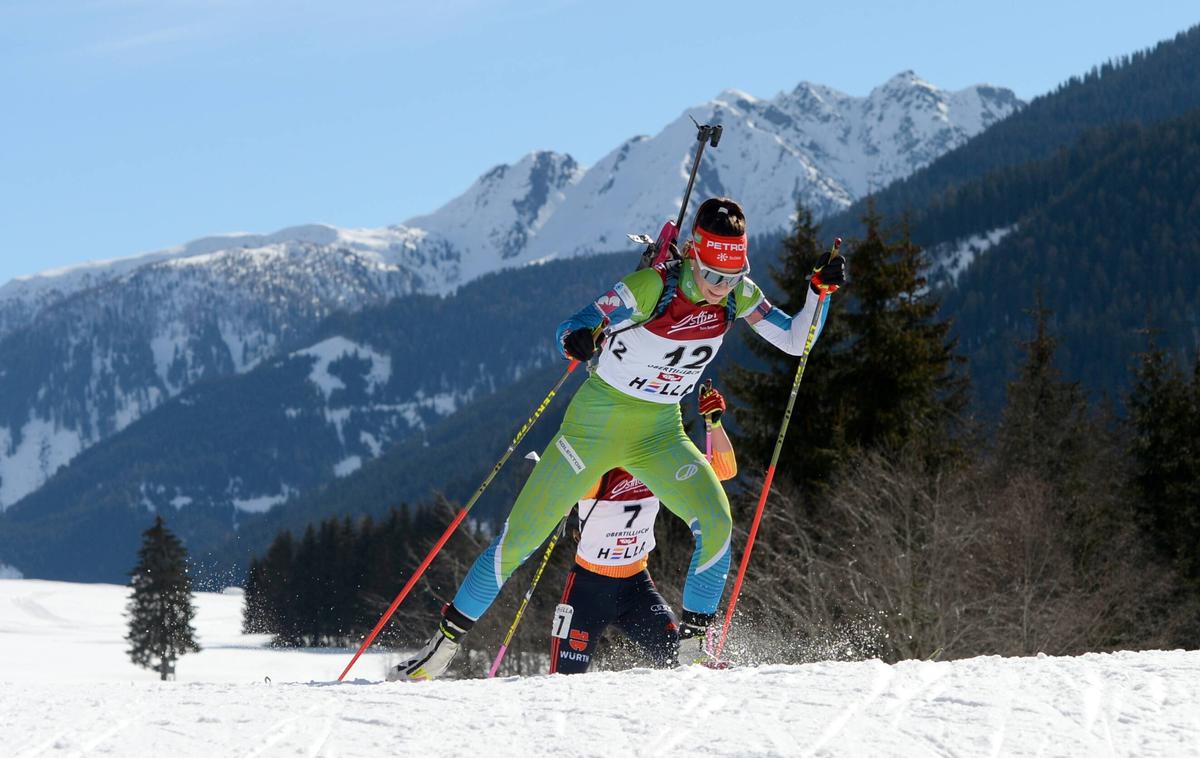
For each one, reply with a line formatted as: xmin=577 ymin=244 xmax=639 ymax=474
xmin=691 ymin=249 xmax=749 ymax=288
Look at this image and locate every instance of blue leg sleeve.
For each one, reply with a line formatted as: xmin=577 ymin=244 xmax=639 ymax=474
xmin=451 ymin=524 xmax=507 ymax=621
xmin=682 ymin=518 xmax=732 ymax=615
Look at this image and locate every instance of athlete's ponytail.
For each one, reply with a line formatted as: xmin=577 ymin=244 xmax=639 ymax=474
xmin=694 ymin=197 xmax=746 ymax=238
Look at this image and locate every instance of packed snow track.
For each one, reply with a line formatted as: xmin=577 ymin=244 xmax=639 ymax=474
xmin=3 ymin=580 xmax=1198 ymax=757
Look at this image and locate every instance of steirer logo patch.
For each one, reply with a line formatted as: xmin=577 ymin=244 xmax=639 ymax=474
xmin=556 ymin=436 xmax=586 ymax=474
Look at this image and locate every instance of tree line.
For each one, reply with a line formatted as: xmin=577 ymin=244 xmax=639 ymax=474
xmin=713 ymin=206 xmax=1199 ymax=661
xmin=935 ymin=107 xmax=1200 ymax=411
xmin=242 ymin=202 xmax=1198 ymax=672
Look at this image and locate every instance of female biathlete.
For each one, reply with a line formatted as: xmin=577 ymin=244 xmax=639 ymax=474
xmin=550 ymin=382 xmax=735 ymax=674
xmin=392 ymin=197 xmax=844 ymax=681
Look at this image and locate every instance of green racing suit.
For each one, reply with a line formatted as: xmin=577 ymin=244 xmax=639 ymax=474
xmin=451 ymin=259 xmax=826 ymax=621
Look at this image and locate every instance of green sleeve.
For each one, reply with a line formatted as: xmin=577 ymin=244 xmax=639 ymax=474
xmin=732 ymin=277 xmax=767 ymax=319
xmin=616 ymin=267 xmax=668 ymax=323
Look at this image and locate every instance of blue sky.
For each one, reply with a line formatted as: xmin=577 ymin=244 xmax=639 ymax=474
xmin=1 ymin=0 xmax=1196 ymax=285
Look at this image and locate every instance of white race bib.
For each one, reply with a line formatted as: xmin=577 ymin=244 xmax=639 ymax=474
xmin=598 ymin=286 xmax=730 ymax=403
xmin=576 ymin=496 xmax=660 ymax=567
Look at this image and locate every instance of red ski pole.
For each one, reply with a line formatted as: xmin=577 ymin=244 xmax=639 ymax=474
xmin=337 ymin=359 xmax=581 ymax=682
xmin=713 ymin=239 xmax=841 ymax=660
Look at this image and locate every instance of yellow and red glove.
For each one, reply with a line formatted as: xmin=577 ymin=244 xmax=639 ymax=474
xmin=809 ymin=249 xmax=845 ymax=295
xmin=698 ymin=381 xmax=726 ymax=425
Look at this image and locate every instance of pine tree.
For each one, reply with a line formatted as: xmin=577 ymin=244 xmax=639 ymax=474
xmin=259 ymin=530 xmax=300 ymax=646
xmin=725 ymin=202 xmax=966 ymax=495
xmin=242 ymin=557 xmax=267 ymax=634
xmin=992 ymin=302 xmax=1129 ymax=566
xmin=293 ymin=525 xmax=321 ymax=646
xmin=723 ymin=205 xmax=850 ymax=490
xmin=995 ymin=299 xmax=1094 ymax=485
xmin=839 ymin=208 xmax=967 ymax=457
xmin=126 ymin=515 xmax=200 ymax=680
xmin=1128 ymin=347 xmax=1200 ymax=586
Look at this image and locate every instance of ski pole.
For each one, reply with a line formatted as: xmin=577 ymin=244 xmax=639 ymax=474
xmin=487 ymin=516 xmax=568 ymax=678
xmin=713 ymin=239 xmax=842 ymax=660
xmin=337 ymin=359 xmax=582 ymax=682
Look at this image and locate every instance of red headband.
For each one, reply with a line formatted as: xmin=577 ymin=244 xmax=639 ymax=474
xmin=691 ymin=227 xmax=748 ymax=270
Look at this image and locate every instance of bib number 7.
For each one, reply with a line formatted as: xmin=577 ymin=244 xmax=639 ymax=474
xmin=552 ymin=603 xmax=575 ymax=639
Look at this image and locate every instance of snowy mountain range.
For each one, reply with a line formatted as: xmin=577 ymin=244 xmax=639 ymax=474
xmin=0 ymin=72 xmax=1020 ymax=513
xmin=1 ymin=72 xmax=1018 ymax=333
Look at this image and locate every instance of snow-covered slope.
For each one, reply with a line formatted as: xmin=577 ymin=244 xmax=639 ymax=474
xmin=927 ymin=225 xmax=1017 ymax=287
xmin=404 ymin=151 xmax=584 ymax=271
xmin=0 ymin=158 xmax=575 ymax=509
xmin=0 ymin=225 xmax=354 ymax=336
xmin=399 ymin=73 xmax=1021 ymax=277
xmin=523 ymin=75 xmax=1019 ymax=263
xmin=3 ymin=579 xmax=1198 ymax=757
xmin=0 ymin=153 xmax=580 ymax=341
xmin=0 ymin=238 xmax=425 ymax=508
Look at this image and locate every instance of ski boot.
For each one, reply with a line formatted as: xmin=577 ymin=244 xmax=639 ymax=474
xmin=388 ymin=605 xmax=473 ymax=682
xmin=676 ymin=611 xmax=731 ymax=670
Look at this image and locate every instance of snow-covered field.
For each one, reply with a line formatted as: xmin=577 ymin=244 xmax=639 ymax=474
xmin=2 ymin=580 xmax=1198 ymax=757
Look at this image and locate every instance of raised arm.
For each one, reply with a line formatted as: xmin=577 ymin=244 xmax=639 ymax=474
xmin=742 ymin=287 xmax=825 ymax=356
xmin=740 ymin=250 xmax=845 ymax=356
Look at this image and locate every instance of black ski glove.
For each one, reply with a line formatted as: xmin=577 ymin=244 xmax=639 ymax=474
xmin=809 ymin=251 xmax=845 ymax=295
xmin=563 ymin=328 xmax=598 ymax=362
